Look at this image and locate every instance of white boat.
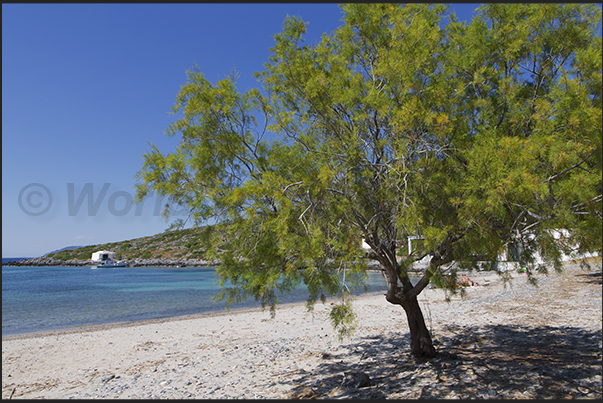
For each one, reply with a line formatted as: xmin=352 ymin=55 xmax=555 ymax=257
xmin=92 ymin=260 xmax=127 ymax=268
xmin=90 ymin=250 xmax=126 ymax=268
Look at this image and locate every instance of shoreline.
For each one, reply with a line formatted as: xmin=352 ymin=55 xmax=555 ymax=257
xmin=0 ymin=261 xmax=593 ymax=340
xmin=3 ymin=260 xmax=600 ymax=399
xmin=0 ymin=267 xmax=483 ymax=339
xmin=1 ymin=290 xmax=387 ymax=341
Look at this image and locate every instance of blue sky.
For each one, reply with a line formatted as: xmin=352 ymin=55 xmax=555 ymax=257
xmin=2 ymin=4 xmax=480 ymax=258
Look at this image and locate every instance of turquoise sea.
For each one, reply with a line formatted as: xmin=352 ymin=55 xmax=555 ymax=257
xmin=2 ymin=261 xmax=390 ymax=336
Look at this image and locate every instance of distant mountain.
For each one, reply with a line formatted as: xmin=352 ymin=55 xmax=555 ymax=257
xmin=44 ymin=245 xmax=86 ymax=256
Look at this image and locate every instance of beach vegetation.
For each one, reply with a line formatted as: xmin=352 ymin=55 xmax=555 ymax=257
xmin=135 ymin=4 xmax=602 ymax=358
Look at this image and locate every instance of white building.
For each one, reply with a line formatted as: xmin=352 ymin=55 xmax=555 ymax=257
xmin=91 ymin=250 xmax=116 ymax=262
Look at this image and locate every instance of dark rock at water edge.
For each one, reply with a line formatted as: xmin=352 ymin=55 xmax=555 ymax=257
xmin=3 ymin=256 xmax=70 ymax=266
xmin=3 ymin=257 xmax=219 ymax=267
xmin=127 ymin=257 xmax=219 ymax=267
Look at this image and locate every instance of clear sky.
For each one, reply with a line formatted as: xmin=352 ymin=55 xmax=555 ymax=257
xmin=2 ymin=3 xmax=481 ymax=258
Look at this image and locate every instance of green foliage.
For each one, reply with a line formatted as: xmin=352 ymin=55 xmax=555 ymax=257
xmin=135 ymin=4 xmax=602 ymax=340
xmin=329 ymin=297 xmax=358 ymax=341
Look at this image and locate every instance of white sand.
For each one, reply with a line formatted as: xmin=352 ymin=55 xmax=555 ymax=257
xmin=2 ymin=262 xmax=601 ymax=399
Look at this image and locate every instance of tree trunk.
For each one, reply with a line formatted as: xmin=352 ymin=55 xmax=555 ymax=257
xmin=402 ymin=296 xmax=436 ymax=358
xmin=378 ymin=249 xmax=437 ymax=358
xmin=384 ymin=279 xmax=437 ymax=358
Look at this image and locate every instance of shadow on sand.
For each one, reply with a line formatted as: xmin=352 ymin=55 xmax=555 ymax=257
xmin=576 ymin=271 xmax=602 ymax=285
xmin=283 ymin=323 xmax=602 ymax=399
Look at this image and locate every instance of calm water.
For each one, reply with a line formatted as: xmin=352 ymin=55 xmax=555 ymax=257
xmin=2 ymin=263 xmax=390 ymax=336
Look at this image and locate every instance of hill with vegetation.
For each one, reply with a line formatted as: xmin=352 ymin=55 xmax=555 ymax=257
xmin=4 ymin=227 xmax=216 ymax=266
xmin=48 ymin=227 xmax=211 ymax=261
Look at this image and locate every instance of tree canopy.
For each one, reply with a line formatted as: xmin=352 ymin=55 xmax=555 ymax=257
xmin=136 ymin=4 xmax=602 ymax=357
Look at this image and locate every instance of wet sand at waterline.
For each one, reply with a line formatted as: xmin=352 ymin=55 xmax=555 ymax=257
xmin=3 ymin=260 xmax=601 ymax=399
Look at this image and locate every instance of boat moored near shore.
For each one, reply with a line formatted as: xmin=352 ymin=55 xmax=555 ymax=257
xmin=91 ymin=250 xmax=126 ymax=268
xmin=91 ymin=260 xmax=127 ymax=268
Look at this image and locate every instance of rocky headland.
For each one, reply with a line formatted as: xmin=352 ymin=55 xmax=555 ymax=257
xmin=3 ymin=227 xmax=220 ymax=267
xmin=3 ymin=256 xmax=219 ymax=267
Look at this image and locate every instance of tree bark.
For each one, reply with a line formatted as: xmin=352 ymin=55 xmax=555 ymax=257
xmin=381 ymin=260 xmax=436 ymax=358
xmin=401 ymin=295 xmax=436 ymax=358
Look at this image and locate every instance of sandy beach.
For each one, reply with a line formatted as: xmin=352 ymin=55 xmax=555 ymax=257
xmin=2 ymin=261 xmax=601 ymax=399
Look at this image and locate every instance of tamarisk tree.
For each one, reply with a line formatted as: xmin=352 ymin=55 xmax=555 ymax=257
xmin=135 ymin=4 xmax=602 ymax=358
